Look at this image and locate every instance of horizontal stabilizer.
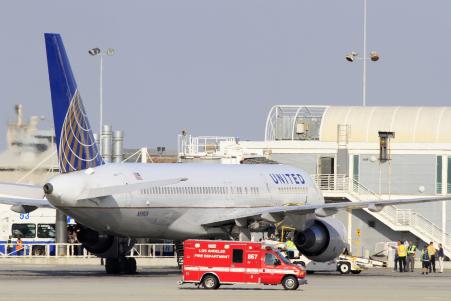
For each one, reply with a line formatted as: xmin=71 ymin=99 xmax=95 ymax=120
xmin=0 ymin=183 xmax=52 ymax=212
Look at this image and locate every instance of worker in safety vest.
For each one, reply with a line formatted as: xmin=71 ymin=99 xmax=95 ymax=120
xmin=397 ymin=240 xmax=407 ymax=272
xmin=406 ymin=241 xmax=417 ymax=272
xmin=285 ymin=238 xmax=297 ymax=259
xmin=420 ymin=246 xmax=430 ymax=275
xmin=427 ymin=242 xmax=437 ymax=273
xmin=15 ymin=237 xmax=24 ymax=256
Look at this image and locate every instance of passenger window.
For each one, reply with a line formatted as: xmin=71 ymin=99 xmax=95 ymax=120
xmin=232 ymin=249 xmax=243 ymax=263
xmin=265 ymin=253 xmax=276 ymax=265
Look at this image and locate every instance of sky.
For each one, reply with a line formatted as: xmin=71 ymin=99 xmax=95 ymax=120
xmin=1 ymin=0 xmax=451 ymax=150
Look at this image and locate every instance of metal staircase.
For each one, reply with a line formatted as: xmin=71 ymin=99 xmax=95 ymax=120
xmin=313 ymin=174 xmax=451 ymax=257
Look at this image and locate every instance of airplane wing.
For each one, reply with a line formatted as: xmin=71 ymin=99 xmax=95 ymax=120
xmin=201 ymin=196 xmax=451 ymax=227
xmin=0 ymin=182 xmax=53 ymax=213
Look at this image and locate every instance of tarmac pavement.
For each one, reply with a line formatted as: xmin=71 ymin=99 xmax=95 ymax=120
xmin=0 ymin=265 xmax=449 ymax=301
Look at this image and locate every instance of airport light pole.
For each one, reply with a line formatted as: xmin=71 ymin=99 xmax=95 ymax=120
xmin=89 ymin=47 xmax=115 ymax=153
xmin=345 ymin=0 xmax=379 ymax=107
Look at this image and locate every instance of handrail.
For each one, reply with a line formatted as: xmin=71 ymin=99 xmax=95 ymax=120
xmin=312 ymin=174 xmax=348 ymax=192
xmin=348 ymin=178 xmax=451 ymax=249
xmin=313 ymin=174 xmax=451 ymax=253
xmin=178 ymin=135 xmax=237 ymax=158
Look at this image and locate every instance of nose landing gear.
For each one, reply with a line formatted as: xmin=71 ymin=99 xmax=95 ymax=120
xmin=105 ymin=257 xmax=137 ymax=274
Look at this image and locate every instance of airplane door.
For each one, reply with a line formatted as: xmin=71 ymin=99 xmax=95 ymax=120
xmin=113 ymin=172 xmax=132 ymax=204
xmin=260 ymin=173 xmax=275 ymax=206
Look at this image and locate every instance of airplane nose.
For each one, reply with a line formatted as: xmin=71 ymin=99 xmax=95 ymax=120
xmin=43 ymin=183 xmax=53 ymax=195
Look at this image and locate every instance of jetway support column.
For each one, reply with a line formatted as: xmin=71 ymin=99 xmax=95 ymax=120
xmin=56 ymin=209 xmax=67 ymax=256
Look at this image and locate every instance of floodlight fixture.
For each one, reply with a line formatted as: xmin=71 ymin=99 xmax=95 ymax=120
xmin=88 ymin=48 xmax=101 ymax=56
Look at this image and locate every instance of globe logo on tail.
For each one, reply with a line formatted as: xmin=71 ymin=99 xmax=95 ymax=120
xmin=59 ymin=91 xmax=103 ymax=173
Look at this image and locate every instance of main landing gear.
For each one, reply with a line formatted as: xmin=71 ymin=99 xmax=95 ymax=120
xmin=105 ymin=257 xmax=137 ymax=274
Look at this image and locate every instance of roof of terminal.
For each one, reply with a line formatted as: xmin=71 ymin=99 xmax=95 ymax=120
xmin=265 ymin=105 xmax=451 ymax=143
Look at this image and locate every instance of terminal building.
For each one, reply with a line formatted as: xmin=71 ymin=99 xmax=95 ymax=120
xmin=179 ymin=105 xmax=451 ymax=258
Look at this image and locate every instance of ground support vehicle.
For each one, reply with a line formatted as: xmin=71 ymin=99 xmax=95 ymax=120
xmin=336 ymin=256 xmax=365 ymax=274
xmin=292 ymin=255 xmax=369 ymax=274
xmin=179 ymin=239 xmax=307 ymax=290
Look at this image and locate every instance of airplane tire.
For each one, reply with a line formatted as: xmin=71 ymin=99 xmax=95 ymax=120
xmin=126 ymin=257 xmax=137 ymax=274
xmin=105 ymin=258 xmax=121 ymax=274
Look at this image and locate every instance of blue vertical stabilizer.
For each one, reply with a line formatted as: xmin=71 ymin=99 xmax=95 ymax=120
xmin=45 ymin=33 xmax=104 ymax=173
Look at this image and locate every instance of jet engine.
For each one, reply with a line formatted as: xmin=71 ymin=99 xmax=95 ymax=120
xmin=76 ymin=226 xmax=134 ymax=258
xmin=76 ymin=227 xmax=115 ymax=254
xmin=293 ymin=217 xmax=346 ymax=262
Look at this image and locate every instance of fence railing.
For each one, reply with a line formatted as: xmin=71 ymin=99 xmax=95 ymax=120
xmin=312 ymin=174 xmax=348 ymax=192
xmin=0 ymin=243 xmax=176 ymax=258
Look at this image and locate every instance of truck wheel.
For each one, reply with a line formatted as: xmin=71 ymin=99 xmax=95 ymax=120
xmin=202 ymin=274 xmax=220 ymax=289
xmin=282 ymin=275 xmax=299 ymax=290
xmin=351 ymin=270 xmax=361 ymax=274
xmin=339 ymin=263 xmax=351 ymax=274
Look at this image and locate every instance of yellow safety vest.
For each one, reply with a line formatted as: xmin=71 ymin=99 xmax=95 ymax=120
xmin=286 ymin=240 xmax=296 ymax=251
xmin=397 ymin=245 xmax=407 ymax=257
xmin=407 ymin=245 xmax=416 ymax=255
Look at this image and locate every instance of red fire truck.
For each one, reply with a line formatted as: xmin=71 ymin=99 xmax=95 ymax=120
xmin=179 ymin=239 xmax=307 ymax=290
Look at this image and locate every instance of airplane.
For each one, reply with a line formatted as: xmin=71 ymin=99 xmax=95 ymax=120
xmin=0 ymin=33 xmax=450 ymax=274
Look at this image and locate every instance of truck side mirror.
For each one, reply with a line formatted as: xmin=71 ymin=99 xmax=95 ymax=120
xmin=274 ymin=259 xmax=281 ymax=266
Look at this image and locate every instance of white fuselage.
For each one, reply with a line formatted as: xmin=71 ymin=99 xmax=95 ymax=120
xmin=46 ymin=163 xmax=324 ymax=240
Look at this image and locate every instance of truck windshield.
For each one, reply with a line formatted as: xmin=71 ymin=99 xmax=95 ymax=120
xmin=276 ymin=250 xmax=292 ymax=265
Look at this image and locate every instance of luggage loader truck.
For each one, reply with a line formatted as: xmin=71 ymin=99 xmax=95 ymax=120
xmin=179 ymin=239 xmax=307 ymax=290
